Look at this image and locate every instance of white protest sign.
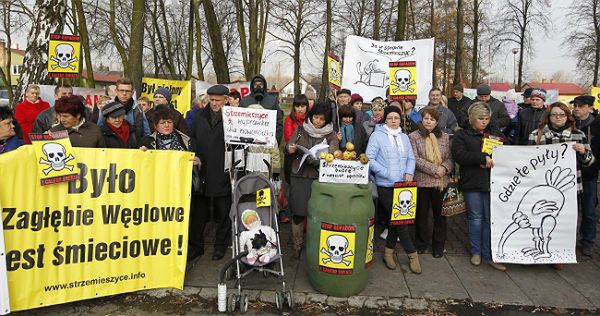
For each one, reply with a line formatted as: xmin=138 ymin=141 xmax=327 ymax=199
xmin=341 ymin=36 xmax=434 ymax=107
xmin=0 ymin=201 xmax=10 ymax=315
xmin=319 ymin=160 xmax=369 ymax=184
xmin=222 ymin=106 xmax=277 ymax=147
xmin=491 ymin=143 xmax=577 ymax=264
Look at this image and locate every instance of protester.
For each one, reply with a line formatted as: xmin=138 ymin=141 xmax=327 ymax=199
xmin=138 ymin=96 xmax=151 ymax=113
xmin=228 ymin=91 xmax=241 ymax=107
xmin=146 ymin=87 xmax=188 ymax=135
xmin=514 ymin=88 xmax=547 ymax=145
xmin=350 ymin=93 xmax=369 ymax=123
xmin=337 ymin=105 xmax=368 ymax=154
xmin=366 ymin=106 xmax=421 ymax=274
xmin=32 ymin=84 xmax=74 ymax=133
xmin=336 ymin=88 xmax=352 ymax=106
xmin=388 ymin=100 xmax=418 ymax=134
xmin=447 ymin=84 xmax=472 ymax=128
xmin=452 ymin=102 xmax=506 ymax=271
xmin=186 ymin=94 xmax=208 ymax=128
xmin=471 ymin=84 xmax=511 ymax=130
xmin=419 ymin=87 xmax=459 ymax=134
xmin=51 ymin=95 xmax=105 ymax=148
xmin=240 ymin=74 xmax=284 ymax=142
xmin=409 ymin=108 xmax=454 ymax=258
xmin=363 ymin=99 xmax=385 ymax=136
xmin=14 ymin=84 xmax=50 ymax=143
xmin=286 ymin=102 xmax=339 ymax=258
xmin=100 ymin=101 xmax=139 ymax=149
xmin=0 ymin=107 xmax=24 ymax=154
xmin=305 ymin=90 xmax=316 ymax=109
xmin=190 ymin=84 xmax=232 ymax=261
xmin=140 ymin=107 xmax=194 ymax=151
xmin=535 ymin=100 xmax=597 ymax=258
xmin=106 ymin=84 xmax=117 ymax=100
xmin=518 ymin=88 xmax=534 ymax=110
xmin=402 ymin=99 xmax=422 ymax=124
xmin=91 ymin=95 xmax=112 ymax=125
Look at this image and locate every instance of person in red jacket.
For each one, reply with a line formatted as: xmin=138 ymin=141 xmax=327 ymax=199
xmin=284 ymin=94 xmax=308 ymax=142
xmin=15 ymin=84 xmax=50 ymax=143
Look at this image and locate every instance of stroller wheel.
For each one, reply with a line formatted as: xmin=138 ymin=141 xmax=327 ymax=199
xmin=285 ymin=290 xmax=294 ymax=309
xmin=274 ymin=291 xmax=284 ymax=310
xmin=239 ymin=293 xmax=249 ymax=313
xmin=227 ymin=293 xmax=238 ymax=312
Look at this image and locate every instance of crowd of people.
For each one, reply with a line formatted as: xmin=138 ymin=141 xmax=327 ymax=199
xmin=1 ymin=75 xmax=598 ymax=275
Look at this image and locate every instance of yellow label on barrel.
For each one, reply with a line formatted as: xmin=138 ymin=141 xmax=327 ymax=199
xmin=319 ymin=222 xmax=355 ymax=274
xmin=365 ymin=218 xmax=374 ymax=267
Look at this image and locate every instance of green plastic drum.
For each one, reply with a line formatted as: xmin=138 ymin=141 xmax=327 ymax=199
xmin=306 ymin=181 xmax=375 ymax=297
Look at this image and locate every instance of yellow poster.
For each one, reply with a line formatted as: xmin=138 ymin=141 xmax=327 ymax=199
xmin=391 ymin=181 xmax=417 ymax=225
xmin=592 ymin=87 xmax=600 ymax=111
xmin=365 ymin=218 xmax=374 ymax=268
xmin=327 ymin=54 xmax=341 ymax=90
xmin=256 ymin=188 xmax=271 ymax=207
xmin=482 ymin=134 xmax=504 ymax=155
xmin=318 ymin=222 xmax=355 ymax=275
xmin=47 ymin=34 xmax=81 ymax=78
xmin=140 ymin=77 xmax=192 ymax=115
xmin=389 ymin=61 xmax=417 ymax=101
xmin=30 ymin=131 xmax=78 ymax=186
xmin=0 ymin=146 xmax=192 ymax=312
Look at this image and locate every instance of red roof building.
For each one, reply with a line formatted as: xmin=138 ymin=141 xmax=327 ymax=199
xmin=524 ymin=82 xmax=586 ymax=95
xmin=489 ymin=82 xmax=511 ymax=92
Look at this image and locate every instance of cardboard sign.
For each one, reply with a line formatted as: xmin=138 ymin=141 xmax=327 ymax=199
xmin=391 ymin=181 xmax=417 ymax=225
xmin=222 ymin=106 xmax=277 ymax=147
xmin=482 ymin=134 xmax=504 ymax=155
xmin=318 ymin=160 xmax=369 ymax=184
xmin=319 ymin=222 xmax=356 ymax=275
xmin=47 ymin=34 xmax=80 ymax=78
xmin=30 ymin=131 xmax=78 ymax=186
xmin=365 ymin=218 xmax=374 ymax=268
xmin=256 ymin=188 xmax=271 ymax=208
xmin=328 ymin=53 xmax=341 ymax=90
xmin=389 ymin=61 xmax=417 ymax=101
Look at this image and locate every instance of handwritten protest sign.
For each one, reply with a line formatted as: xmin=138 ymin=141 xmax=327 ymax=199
xmin=223 ymin=106 xmax=277 ymax=147
xmin=0 ymin=146 xmax=192 ymax=311
xmin=318 ymin=160 xmax=369 ymax=184
xmin=491 ymin=143 xmax=577 ymax=264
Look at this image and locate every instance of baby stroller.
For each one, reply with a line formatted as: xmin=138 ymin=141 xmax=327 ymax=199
xmin=217 ymin=174 xmax=293 ymax=313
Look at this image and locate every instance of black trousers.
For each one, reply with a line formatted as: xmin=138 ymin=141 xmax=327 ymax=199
xmin=377 ymin=186 xmax=416 ymax=253
xmin=414 ymin=187 xmax=447 ymax=253
xmin=189 ymin=194 xmax=232 ymax=252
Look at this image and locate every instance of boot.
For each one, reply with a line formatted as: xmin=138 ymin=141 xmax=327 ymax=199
xmin=383 ymin=247 xmax=397 ymax=270
xmin=291 ymin=222 xmax=304 ymax=258
xmin=407 ymin=252 xmax=422 ymax=274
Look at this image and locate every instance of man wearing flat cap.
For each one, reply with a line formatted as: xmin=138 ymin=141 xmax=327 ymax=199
xmin=189 ymin=84 xmax=232 ymax=261
xmin=572 ymin=95 xmax=600 ymax=257
xmin=448 ymin=84 xmax=472 ymax=128
xmin=471 ymin=84 xmax=511 ymax=130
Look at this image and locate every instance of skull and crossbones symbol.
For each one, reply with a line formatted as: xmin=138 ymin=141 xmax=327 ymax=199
xmin=391 ymin=69 xmax=416 ymax=93
xmin=393 ymin=190 xmax=415 ymax=218
xmin=50 ymin=43 xmax=78 ymax=70
xmin=39 ymin=143 xmax=75 ymax=175
xmin=321 ymin=235 xmax=353 ymax=266
xmin=329 ymin=60 xmax=340 ymax=83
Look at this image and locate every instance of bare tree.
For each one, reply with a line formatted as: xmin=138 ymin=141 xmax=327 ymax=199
xmin=453 ymin=0 xmax=464 ymax=86
xmin=73 ymin=0 xmax=94 ymax=87
xmin=495 ymin=0 xmax=551 ymax=90
xmin=373 ymin=0 xmax=381 ymax=39
xmin=202 ymin=0 xmax=231 ymax=83
xmin=193 ymin=0 xmax=204 ymax=80
xmin=235 ymin=0 xmax=270 ymax=79
xmin=395 ymin=0 xmax=408 ymax=40
xmin=0 ymin=0 xmax=28 ymax=104
xmin=564 ymin=0 xmax=600 ymax=86
xmin=319 ymin=0 xmax=332 ymax=101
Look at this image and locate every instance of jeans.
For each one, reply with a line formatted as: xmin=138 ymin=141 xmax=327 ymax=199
xmin=580 ymin=180 xmax=598 ymax=248
xmin=464 ymin=191 xmax=491 ymax=260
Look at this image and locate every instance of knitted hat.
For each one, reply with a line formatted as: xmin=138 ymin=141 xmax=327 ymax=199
xmin=370 ymin=99 xmax=387 ymax=109
xmin=154 ymin=87 xmax=172 ymax=103
xmin=350 ymin=93 xmax=363 ymax=105
xmin=383 ymin=106 xmax=402 ymax=120
xmin=529 ymin=88 xmax=547 ymax=101
xmin=476 ymin=84 xmax=491 ymax=95
xmin=452 ymin=84 xmax=464 ymax=92
xmin=102 ymin=101 xmax=126 ymax=118
xmin=522 ymin=88 xmax=534 ymax=98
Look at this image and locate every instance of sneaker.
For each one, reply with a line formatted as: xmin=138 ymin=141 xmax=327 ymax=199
xmin=379 ymin=228 xmax=388 ymax=240
xmin=470 ymin=255 xmax=481 ymax=266
xmin=488 ymin=261 xmax=507 ymax=271
xmin=582 ymin=246 xmax=593 ymax=257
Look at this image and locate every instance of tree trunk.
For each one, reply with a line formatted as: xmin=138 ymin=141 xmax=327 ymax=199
xmin=256 ymin=0 xmax=269 ymax=75
xmin=518 ymin=27 xmax=525 ymax=90
xmin=593 ymin=0 xmax=600 ymax=86
xmin=235 ymin=0 xmax=249 ymax=78
xmin=159 ymin=0 xmax=176 ymax=77
xmin=471 ymin=0 xmax=479 ymax=87
xmin=129 ymin=0 xmax=145 ymax=93
xmin=293 ymin=0 xmax=304 ymax=95
xmin=319 ymin=0 xmax=332 ymax=101
xmin=395 ymin=0 xmax=407 ymax=40
xmin=193 ymin=0 xmax=204 ymax=80
xmin=0 ymin=1 xmax=14 ymax=105
xmin=109 ymin=0 xmax=129 ymax=77
xmin=453 ymin=0 xmax=464 ymax=86
xmin=15 ymin=0 xmax=66 ymax=102
xmin=430 ymin=0 xmax=436 ymax=85
xmin=202 ymin=0 xmax=230 ymax=83
xmin=74 ymin=0 xmax=94 ymax=88
xmin=373 ymin=0 xmax=381 ymax=40
xmin=186 ymin=0 xmax=194 ymax=80
xmin=442 ymin=39 xmax=448 ymax=93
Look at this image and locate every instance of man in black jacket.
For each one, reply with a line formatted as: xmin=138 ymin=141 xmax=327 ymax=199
xmin=471 ymin=84 xmax=511 ymax=131
xmin=190 ymin=84 xmax=232 ymax=261
xmin=572 ymin=95 xmax=600 ymax=256
xmin=514 ymin=89 xmax=547 ymax=145
xmin=518 ymin=88 xmax=533 ymax=111
xmin=240 ymin=74 xmax=283 ymax=142
xmin=447 ymin=84 xmax=472 ymax=128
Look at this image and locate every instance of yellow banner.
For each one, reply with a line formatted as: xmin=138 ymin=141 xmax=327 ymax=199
xmin=0 ymin=146 xmax=192 ymax=312
xmin=592 ymin=87 xmax=600 ymax=111
xmin=327 ymin=54 xmax=341 ymax=90
xmin=389 ymin=61 xmax=417 ymax=101
xmin=391 ymin=181 xmax=417 ymax=225
xmin=140 ymin=77 xmax=192 ymax=115
xmin=47 ymin=34 xmax=81 ymax=78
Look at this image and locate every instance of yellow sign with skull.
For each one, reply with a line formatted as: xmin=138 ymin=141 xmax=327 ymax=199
xmin=389 ymin=61 xmax=417 ymax=101
xmin=318 ymin=222 xmax=356 ymax=275
xmin=327 ymin=54 xmax=341 ymax=90
xmin=30 ymin=131 xmax=79 ymax=186
xmin=391 ymin=181 xmax=417 ymax=225
xmin=47 ymin=34 xmax=81 ymax=78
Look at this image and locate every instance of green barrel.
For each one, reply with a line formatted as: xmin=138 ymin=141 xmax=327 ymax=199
xmin=306 ymin=182 xmax=375 ymax=297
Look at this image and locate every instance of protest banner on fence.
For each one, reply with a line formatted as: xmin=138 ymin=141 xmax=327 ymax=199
xmin=592 ymin=86 xmax=600 ymax=111
xmin=0 ymin=146 xmax=192 ymax=311
xmin=38 ymin=85 xmax=106 ymax=108
xmin=222 ymin=106 xmax=277 ymax=147
xmin=341 ymin=36 xmax=434 ymax=106
xmin=491 ymin=143 xmax=577 ymax=264
xmin=318 ymin=160 xmax=369 ymax=184
xmin=196 ymin=81 xmax=252 ymax=98
xmin=0 ymin=204 xmax=10 ymax=316
xmin=140 ymin=77 xmax=192 ymax=114
xmin=47 ymin=34 xmax=81 ymax=78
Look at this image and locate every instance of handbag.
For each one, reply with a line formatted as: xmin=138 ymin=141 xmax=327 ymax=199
xmin=441 ymin=180 xmax=467 ymax=216
xmin=192 ymin=164 xmax=205 ymax=195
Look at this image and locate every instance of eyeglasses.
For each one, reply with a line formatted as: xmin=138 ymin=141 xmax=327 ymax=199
xmin=550 ymin=113 xmax=567 ymax=118
xmin=117 ymin=89 xmax=132 ymax=93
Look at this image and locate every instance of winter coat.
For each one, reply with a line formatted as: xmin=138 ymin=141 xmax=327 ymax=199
xmin=418 ymin=105 xmax=459 ymax=134
xmin=0 ymin=135 xmax=25 ymax=154
xmin=146 ymin=104 xmax=189 ymax=135
xmin=451 ymin=124 xmax=503 ymax=192
xmin=514 ymin=106 xmax=545 ymax=145
xmin=366 ymin=124 xmax=416 ymax=188
xmin=191 ymin=106 xmax=231 ymax=197
xmin=409 ymin=130 xmax=453 ymax=189
xmin=577 ymin=114 xmax=600 ymax=181
xmin=447 ymin=96 xmax=472 ymax=128
xmin=185 ymin=105 xmax=201 ymax=128
xmin=470 ymin=97 xmax=511 ymax=130
xmin=284 ymin=113 xmax=305 ymax=143
xmin=140 ymin=129 xmax=194 ymax=151
xmin=15 ymin=97 xmax=50 ymax=143
xmin=97 ymin=97 xmax=150 ymax=142
xmin=406 ymin=108 xmax=422 ymax=124
xmin=50 ymin=119 xmax=106 ymax=148
xmin=286 ymin=124 xmax=339 ymax=179
xmin=32 ymin=106 xmax=93 ymax=134
xmin=240 ymin=74 xmax=284 ymax=142
xmin=101 ymin=122 xmax=139 ymax=149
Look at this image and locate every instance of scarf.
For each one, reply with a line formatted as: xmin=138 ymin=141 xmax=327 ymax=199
xmin=420 ymin=124 xmax=444 ymax=190
xmin=303 ymin=119 xmax=333 ymax=138
xmin=108 ymin=121 xmax=130 ymax=145
xmin=119 ymin=97 xmax=135 ymax=113
xmin=293 ymin=112 xmax=306 ymax=124
xmin=549 ymin=124 xmax=569 ymax=133
xmin=210 ymin=110 xmax=222 ymax=127
xmin=340 ymin=124 xmax=354 ymax=148
xmin=156 ymin=132 xmax=185 ymax=151
xmin=383 ymin=124 xmax=404 ymax=153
